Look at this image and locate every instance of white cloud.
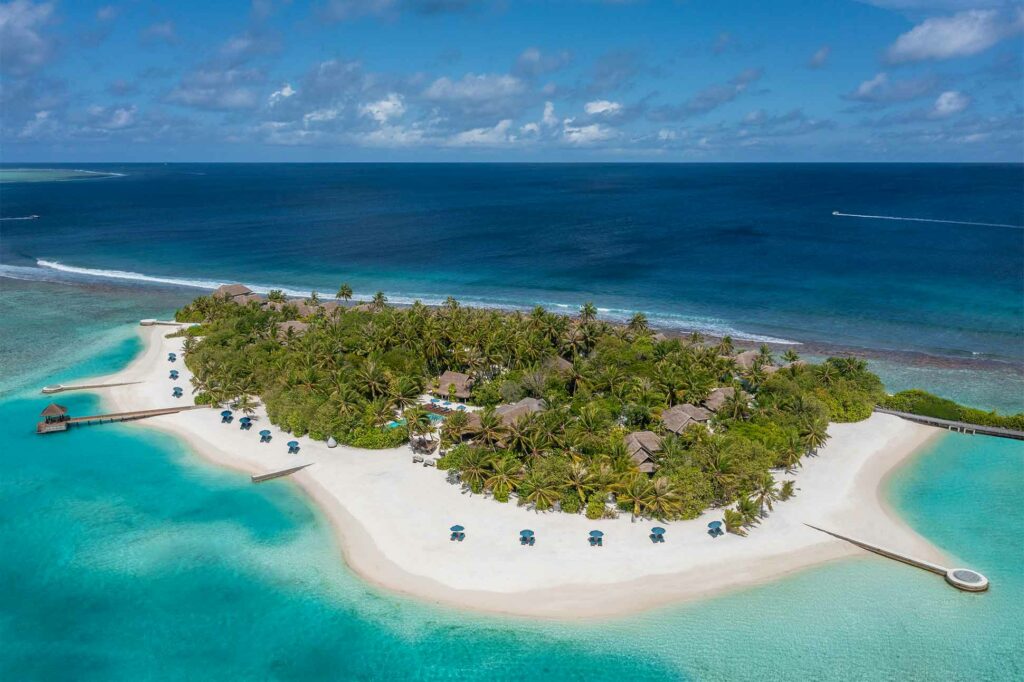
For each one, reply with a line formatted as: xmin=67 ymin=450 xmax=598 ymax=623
xmin=930 ymin=90 xmax=970 ymax=118
xmin=424 ymin=73 xmax=525 ymax=101
xmin=303 ymin=107 xmax=341 ymax=126
xmin=657 ymin=129 xmax=678 ymax=141
xmin=96 ymin=5 xmax=117 ymax=22
xmin=520 ymin=122 xmax=540 ymax=135
xmin=808 ymin=45 xmax=830 ymax=69
xmin=357 ymin=124 xmax=426 ymax=148
xmin=447 ymin=119 xmax=516 ymax=146
xmin=562 ymin=118 xmax=616 ymax=145
xmin=268 ymin=83 xmax=295 ymax=105
xmin=887 ymin=9 xmax=1024 ymax=63
xmin=542 ymin=101 xmax=557 ymax=127
xmin=0 ymin=0 xmax=55 ymax=76
xmin=584 ymin=100 xmax=622 ymax=116
xmin=140 ymin=20 xmax=178 ymax=45
xmin=359 ymin=93 xmax=405 ymax=123
xmin=845 ymin=72 xmax=937 ymax=104
xmin=167 ymin=68 xmax=263 ymax=111
xmin=18 ymin=109 xmax=55 ymax=138
xmin=88 ymin=104 xmax=136 ymax=130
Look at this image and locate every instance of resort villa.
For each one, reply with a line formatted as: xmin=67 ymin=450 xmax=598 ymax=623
xmin=624 ymin=431 xmax=662 ymax=474
xmin=660 ymin=403 xmax=712 ymax=435
xmin=432 ymin=370 xmax=474 ymax=401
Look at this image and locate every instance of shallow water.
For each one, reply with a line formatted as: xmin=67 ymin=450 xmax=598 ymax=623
xmin=1 ymin=278 xmax=1021 ymax=680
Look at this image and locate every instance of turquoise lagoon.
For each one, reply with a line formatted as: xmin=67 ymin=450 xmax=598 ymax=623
xmin=1 ymin=281 xmax=1022 ymax=680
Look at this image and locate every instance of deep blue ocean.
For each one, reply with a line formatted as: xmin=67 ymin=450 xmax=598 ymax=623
xmin=1 ymin=165 xmax=1022 ymax=680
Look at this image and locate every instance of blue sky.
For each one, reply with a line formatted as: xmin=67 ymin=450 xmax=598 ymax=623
xmin=1 ymin=0 xmax=1022 ymax=161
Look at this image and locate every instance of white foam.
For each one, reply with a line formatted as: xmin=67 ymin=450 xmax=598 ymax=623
xmin=0 ymin=215 xmax=39 ymax=221
xmin=24 ymin=259 xmax=799 ymax=344
xmin=833 ymin=210 xmax=1022 ymax=230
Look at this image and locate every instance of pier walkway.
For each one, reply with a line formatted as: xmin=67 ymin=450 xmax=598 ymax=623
xmin=41 ymin=381 xmax=142 ymax=395
xmin=805 ymin=524 xmax=989 ymax=592
xmin=874 ymin=407 xmax=1024 ymax=440
xmin=37 ymin=405 xmax=208 ymax=433
xmin=251 ymin=463 xmax=313 ymax=483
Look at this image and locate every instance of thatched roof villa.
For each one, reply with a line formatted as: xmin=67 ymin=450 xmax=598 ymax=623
xmin=212 ymin=284 xmax=254 ymax=301
xmin=734 ymin=349 xmax=760 ymax=370
xmin=433 ymin=370 xmax=474 ymax=400
xmin=543 ymin=355 xmax=573 ymax=373
xmin=660 ymin=403 xmax=712 ymax=434
xmin=703 ymin=386 xmax=735 ymax=412
xmin=625 ymin=431 xmax=662 ymax=474
xmin=467 ymin=397 xmax=544 ymax=429
xmin=276 ymin=320 xmax=310 ymax=340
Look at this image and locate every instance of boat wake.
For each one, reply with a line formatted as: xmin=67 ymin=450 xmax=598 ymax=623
xmin=3 ymin=259 xmax=800 ymax=345
xmin=0 ymin=215 xmax=40 ymax=221
xmin=832 ymin=211 xmax=1022 ymax=229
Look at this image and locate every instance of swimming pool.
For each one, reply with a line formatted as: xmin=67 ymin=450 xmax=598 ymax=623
xmin=385 ymin=413 xmax=445 ymax=429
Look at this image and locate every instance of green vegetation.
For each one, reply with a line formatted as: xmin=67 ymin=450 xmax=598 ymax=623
xmin=176 ymin=292 xmax=888 ymax=529
xmin=882 ymin=389 xmax=1024 ymax=430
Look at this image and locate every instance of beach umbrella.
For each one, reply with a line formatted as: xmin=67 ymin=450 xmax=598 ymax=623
xmin=651 ymin=527 xmax=666 ymax=536
xmin=708 ymin=521 xmax=723 ymax=530
xmin=589 ymin=530 xmax=604 ymax=538
xmin=259 ymin=430 xmax=271 ymax=436
xmin=220 ymin=410 xmax=233 ymax=417
xmin=430 ymin=397 xmax=440 ymax=403
xmin=520 ymin=529 xmax=535 ymax=538
xmin=240 ymin=417 xmax=252 ymax=423
xmin=450 ymin=525 xmax=465 ymax=532
xmin=456 ymin=405 xmax=467 ymax=411
xmin=287 ymin=440 xmax=299 ymax=447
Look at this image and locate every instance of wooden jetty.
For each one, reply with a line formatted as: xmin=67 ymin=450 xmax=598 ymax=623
xmin=805 ymin=523 xmax=989 ymax=592
xmin=36 ymin=403 xmax=207 ymax=434
xmin=251 ymin=463 xmax=313 ymax=483
xmin=874 ymin=407 xmax=1024 ymax=440
xmin=41 ymin=381 xmax=142 ymax=395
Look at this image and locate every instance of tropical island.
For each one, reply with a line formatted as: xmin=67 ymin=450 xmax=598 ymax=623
xmin=175 ymin=284 xmax=892 ymax=533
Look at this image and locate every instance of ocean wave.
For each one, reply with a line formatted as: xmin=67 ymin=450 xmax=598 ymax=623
xmin=21 ymin=259 xmax=799 ymax=345
xmin=0 ymin=215 xmax=39 ymax=221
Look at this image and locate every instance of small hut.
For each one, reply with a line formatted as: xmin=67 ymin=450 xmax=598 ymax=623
xmin=704 ymin=387 xmax=736 ymax=412
xmin=276 ymin=320 xmax=310 ymax=341
xmin=624 ymin=431 xmax=662 ymax=474
xmin=660 ymin=403 xmax=711 ymax=434
xmin=433 ymin=370 xmax=474 ymax=401
xmin=543 ymin=355 xmax=573 ymax=373
xmin=467 ymin=397 xmax=544 ymax=430
xmin=734 ymin=349 xmax=760 ymax=370
xmin=212 ymin=284 xmax=254 ymax=302
xmin=40 ymin=403 xmax=69 ymax=423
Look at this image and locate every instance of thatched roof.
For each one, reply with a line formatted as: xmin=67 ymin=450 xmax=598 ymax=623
xmin=212 ymin=284 xmax=253 ymax=300
xmin=651 ymin=332 xmax=668 ymax=343
xmin=350 ymin=302 xmax=375 ymax=313
xmin=625 ymin=431 xmax=662 ymax=473
xmin=276 ymin=320 xmax=309 ymax=340
xmin=41 ymin=403 xmax=68 ymax=417
xmin=434 ymin=370 xmax=474 ymax=399
xmin=704 ymin=387 xmax=735 ymax=412
xmin=467 ymin=397 xmax=544 ymax=430
xmin=235 ymin=293 xmax=264 ymax=306
xmin=735 ymin=350 xmax=760 ymax=370
xmin=543 ymin=355 xmax=573 ymax=373
xmin=660 ymin=403 xmax=710 ymax=434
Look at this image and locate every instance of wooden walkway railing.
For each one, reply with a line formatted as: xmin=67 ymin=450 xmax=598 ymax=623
xmin=874 ymin=407 xmax=1024 ymax=440
xmin=37 ymin=405 xmax=208 ymax=433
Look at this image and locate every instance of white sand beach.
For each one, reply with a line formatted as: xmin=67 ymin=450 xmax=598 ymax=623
xmin=76 ymin=324 xmax=945 ymax=619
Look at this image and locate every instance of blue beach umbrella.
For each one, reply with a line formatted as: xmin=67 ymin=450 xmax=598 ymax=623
xmin=589 ymin=530 xmax=604 ymax=538
xmin=651 ymin=527 xmax=666 ymax=535
xmin=220 ymin=410 xmax=233 ymax=417
xmin=240 ymin=417 xmax=252 ymax=423
xmin=520 ymin=529 xmax=534 ymax=538
xmin=708 ymin=521 xmax=723 ymax=530
xmin=430 ymin=397 xmax=440 ymax=403
xmin=259 ymin=429 xmax=272 ymax=436
xmin=287 ymin=440 xmax=299 ymax=447
xmin=450 ymin=525 xmax=465 ymax=532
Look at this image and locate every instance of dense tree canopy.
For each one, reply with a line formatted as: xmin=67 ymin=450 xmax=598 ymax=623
xmin=176 ymin=293 xmax=888 ymax=528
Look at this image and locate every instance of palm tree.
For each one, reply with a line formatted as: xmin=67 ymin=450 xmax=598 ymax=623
xmin=517 ymin=470 xmax=561 ymax=511
xmin=441 ymin=409 xmax=470 ymax=446
xmin=720 ymin=388 xmax=749 ymax=421
xmin=736 ymin=496 xmax=760 ymax=527
xmin=371 ymin=291 xmax=388 ymax=311
xmin=267 ymin=289 xmax=286 ymax=303
xmin=782 ymin=349 xmax=800 ymax=365
xmin=646 ymin=477 xmax=683 ymax=520
xmin=356 ymin=360 xmax=389 ymax=399
xmin=387 ymin=375 xmax=421 ymax=413
xmin=335 ymin=283 xmax=353 ymax=302
xmin=628 ymin=312 xmax=649 ymax=335
xmin=579 ymin=302 xmax=598 ymax=323
xmin=616 ymin=472 xmax=655 ymax=520
xmin=750 ymin=474 xmax=779 ymax=517
xmin=563 ymin=460 xmax=596 ymax=506
xmin=778 ymin=480 xmax=796 ymax=501
xmin=459 ymin=448 xmax=491 ymax=494
xmin=233 ymin=394 xmax=258 ymax=416
xmin=475 ymin=407 xmax=507 ymax=448
xmin=485 ymin=456 xmax=521 ymax=500
xmin=307 ymin=290 xmax=320 ymax=306
xmin=723 ymin=509 xmax=747 ymax=536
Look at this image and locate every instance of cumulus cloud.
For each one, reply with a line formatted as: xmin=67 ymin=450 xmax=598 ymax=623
xmin=843 ymin=72 xmax=938 ymax=105
xmin=562 ymin=118 xmax=616 ymax=145
xmin=360 ymin=93 xmax=406 ymax=123
xmin=808 ymin=45 xmax=830 ymax=69
xmin=447 ymin=119 xmax=516 ymax=146
xmin=542 ymin=101 xmax=558 ymax=127
xmin=321 ymin=0 xmax=477 ymax=22
xmin=930 ymin=90 xmax=970 ymax=117
xmin=584 ymin=100 xmax=622 ymax=116
xmin=887 ymin=9 xmax=1024 ymax=63
xmin=424 ymin=73 xmax=524 ymax=101
xmin=268 ymin=83 xmax=295 ymax=105
xmin=0 ymin=0 xmax=55 ymax=76
xmin=86 ymin=104 xmax=137 ymax=130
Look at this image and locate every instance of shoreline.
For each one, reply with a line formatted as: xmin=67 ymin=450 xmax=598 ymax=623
xmin=81 ymin=323 xmax=945 ymax=620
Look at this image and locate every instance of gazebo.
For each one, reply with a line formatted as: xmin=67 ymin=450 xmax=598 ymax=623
xmin=40 ymin=403 xmax=69 ymax=424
